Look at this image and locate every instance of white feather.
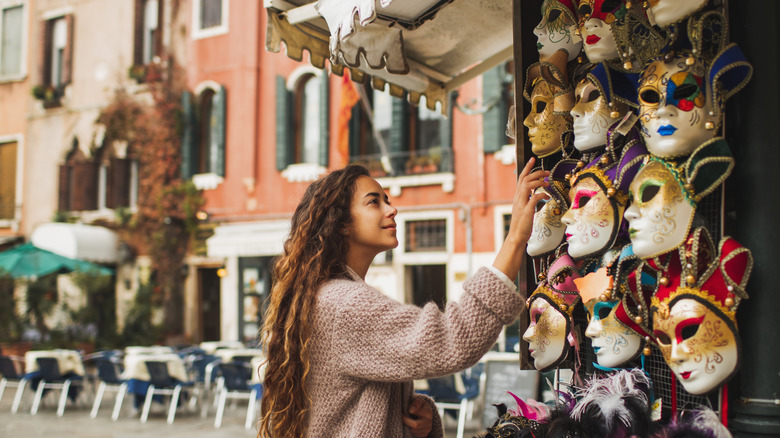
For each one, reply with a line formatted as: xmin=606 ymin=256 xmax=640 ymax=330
xmin=571 ymin=369 xmax=650 ymax=427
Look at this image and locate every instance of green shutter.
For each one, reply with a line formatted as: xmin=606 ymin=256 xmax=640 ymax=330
xmin=276 ymin=76 xmax=292 ymax=171
xmin=319 ymin=74 xmax=330 ymax=167
xmin=482 ymin=65 xmax=507 ymax=153
xmin=181 ymin=91 xmax=196 ymax=179
xmin=440 ymin=93 xmax=453 ymax=151
xmin=210 ymin=85 xmax=227 ymax=177
xmin=390 ymin=95 xmax=408 ymax=154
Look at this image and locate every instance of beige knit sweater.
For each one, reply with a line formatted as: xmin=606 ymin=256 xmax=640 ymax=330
xmin=305 ymin=266 xmax=523 ymax=437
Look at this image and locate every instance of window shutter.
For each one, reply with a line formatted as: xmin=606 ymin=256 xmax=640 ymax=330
xmin=132 ymin=0 xmax=143 ymax=65
xmin=61 ymin=14 xmax=74 ymax=85
xmin=439 ymin=93 xmax=453 ymax=151
xmin=318 ymin=75 xmax=330 ymax=167
xmin=38 ymin=20 xmax=51 ymax=85
xmin=108 ymin=158 xmax=130 ymax=208
xmin=209 ymin=85 xmax=226 ymax=177
xmin=181 ymin=90 xmax=196 ymax=179
xmin=72 ymin=161 xmax=97 ymax=211
xmin=58 ymin=164 xmax=70 ymax=211
xmin=276 ymin=76 xmax=292 ymax=171
xmin=154 ymin=0 xmax=164 ymax=58
xmin=482 ymin=65 xmax=507 ymax=153
xmin=390 ymin=95 xmax=408 ymax=154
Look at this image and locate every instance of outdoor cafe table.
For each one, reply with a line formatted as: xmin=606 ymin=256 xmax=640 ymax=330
xmin=199 ymin=341 xmax=245 ymax=354
xmin=124 ymin=345 xmax=174 ymax=355
xmin=122 ymin=352 xmax=188 ymax=407
xmin=212 ymin=348 xmax=263 ymax=363
xmin=24 ymin=350 xmax=86 ymax=376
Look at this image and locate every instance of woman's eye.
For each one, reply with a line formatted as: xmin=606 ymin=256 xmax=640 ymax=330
xmin=681 ymin=324 xmax=700 ymax=340
xmin=655 ymin=331 xmax=671 ymax=345
xmin=535 ymin=101 xmax=547 ymax=114
xmin=640 ymin=184 xmax=661 ymax=203
xmin=547 ymin=8 xmax=562 ymax=22
xmin=673 ymin=83 xmax=699 ymax=101
xmin=640 ymin=89 xmax=661 ymax=104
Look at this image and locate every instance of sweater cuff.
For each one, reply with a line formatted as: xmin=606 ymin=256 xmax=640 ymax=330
xmin=488 ymin=266 xmax=518 ymax=293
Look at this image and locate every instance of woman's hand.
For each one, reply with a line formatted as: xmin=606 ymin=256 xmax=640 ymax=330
xmin=492 ymin=157 xmax=550 ymax=281
xmin=403 ymin=395 xmax=433 ymax=437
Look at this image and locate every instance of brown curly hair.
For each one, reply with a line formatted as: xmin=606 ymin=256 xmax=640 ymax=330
xmin=258 ymin=165 xmax=370 ymax=437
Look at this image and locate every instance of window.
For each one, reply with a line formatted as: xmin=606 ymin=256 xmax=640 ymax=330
xmin=192 ymin=0 xmax=228 ymax=39
xmin=95 ymin=144 xmax=137 ymax=210
xmin=408 ymin=264 xmax=446 ymax=311
xmin=58 ymin=140 xmax=98 ymax=212
xmin=0 ymin=140 xmax=17 ymax=219
xmin=181 ymin=84 xmax=226 ymax=183
xmin=348 ymin=87 xmax=453 ymax=177
xmin=276 ymin=72 xmax=329 ymax=173
xmin=404 ymin=219 xmax=447 ymax=252
xmin=39 ymin=14 xmax=73 ymax=92
xmin=0 ymin=2 xmax=23 ymax=78
xmin=133 ymin=0 xmax=161 ymax=67
xmin=482 ymin=62 xmax=514 ymax=153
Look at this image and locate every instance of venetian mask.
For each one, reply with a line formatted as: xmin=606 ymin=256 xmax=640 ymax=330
xmin=584 ymin=297 xmax=643 ymax=368
xmin=652 ymin=297 xmax=738 ymax=395
xmin=535 ymin=0 xmax=582 ymax=62
xmin=528 ymin=187 xmax=568 ymax=257
xmin=646 ymin=0 xmax=708 ymax=28
xmin=578 ymin=0 xmax=626 ymax=63
xmin=524 ymin=78 xmax=572 ymax=157
xmin=624 ymin=159 xmax=695 ymax=259
xmin=571 ymin=80 xmax=621 ymax=151
xmin=561 ymin=175 xmax=622 ymax=259
xmin=523 ymin=296 xmax=570 ymax=371
xmin=638 ymin=56 xmax=717 ymax=158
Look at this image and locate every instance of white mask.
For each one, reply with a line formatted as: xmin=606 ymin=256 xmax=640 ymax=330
xmin=527 ymin=187 xmax=568 ymax=257
xmin=561 ymin=176 xmax=622 ymax=259
xmin=523 ymin=297 xmax=570 ymax=371
xmin=647 ymin=0 xmax=708 ymax=28
xmin=584 ymin=298 xmax=643 ymax=367
xmin=535 ymin=0 xmax=582 ymax=62
xmin=571 ymin=80 xmax=622 ymax=151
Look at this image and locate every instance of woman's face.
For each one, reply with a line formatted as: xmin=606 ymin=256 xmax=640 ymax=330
xmin=527 ymin=187 xmax=568 ymax=257
xmin=561 ymin=177 xmax=621 ymax=259
xmin=584 ymin=298 xmax=643 ymax=367
xmin=624 ymin=160 xmax=695 ymax=259
xmin=647 ymin=0 xmax=707 ymax=27
xmin=638 ymin=58 xmax=715 ymax=158
xmin=653 ymin=298 xmax=739 ymax=395
xmin=534 ymin=0 xmax=582 ymax=62
xmin=346 ymin=176 xmax=398 ymax=257
xmin=524 ymin=81 xmax=571 ymax=157
xmin=571 ymin=80 xmax=620 ymax=151
xmin=523 ymin=296 xmax=569 ymax=370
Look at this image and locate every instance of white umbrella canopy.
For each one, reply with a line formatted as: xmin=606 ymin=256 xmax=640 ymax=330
xmin=265 ymin=0 xmax=514 ymax=111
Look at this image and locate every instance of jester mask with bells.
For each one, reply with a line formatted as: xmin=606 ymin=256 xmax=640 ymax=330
xmin=637 ymin=14 xmax=753 ymax=158
xmin=523 ymin=254 xmax=582 ymax=371
xmin=624 ymin=139 xmax=734 ymax=260
xmin=611 ymin=247 xmax=659 ymax=358
xmin=528 ymin=160 xmax=579 ymax=258
xmin=650 ymin=227 xmax=752 ymax=395
xmin=524 ymin=51 xmax=575 ymax=158
xmin=535 ymin=0 xmax=582 ymax=62
xmin=561 ymin=136 xmax=646 ymax=260
xmin=571 ymin=63 xmax=638 ymax=152
xmin=577 ymin=0 xmax=631 ymax=63
xmin=573 ymin=247 xmax=647 ymax=369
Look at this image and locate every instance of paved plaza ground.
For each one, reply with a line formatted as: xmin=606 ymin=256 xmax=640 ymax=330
xmin=0 ymin=389 xmax=480 ymax=437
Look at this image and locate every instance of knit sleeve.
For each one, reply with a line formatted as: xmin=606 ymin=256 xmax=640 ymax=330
xmin=316 ymin=266 xmax=523 ymax=382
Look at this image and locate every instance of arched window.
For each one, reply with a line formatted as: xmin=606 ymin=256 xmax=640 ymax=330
xmin=181 ymin=83 xmax=226 ymax=182
xmin=294 ymin=74 xmax=322 ymax=164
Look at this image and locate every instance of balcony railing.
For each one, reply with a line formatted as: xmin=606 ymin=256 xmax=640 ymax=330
xmin=349 ymin=148 xmax=454 ymax=178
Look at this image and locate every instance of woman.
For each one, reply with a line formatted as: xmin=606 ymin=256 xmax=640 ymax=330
xmin=259 ymin=158 xmax=549 ymax=437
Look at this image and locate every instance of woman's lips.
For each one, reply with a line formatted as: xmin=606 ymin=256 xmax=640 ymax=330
xmin=585 ymin=35 xmax=601 ymax=45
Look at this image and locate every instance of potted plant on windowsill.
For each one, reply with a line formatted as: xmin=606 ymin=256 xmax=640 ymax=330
xmin=32 ymin=84 xmax=64 ymax=109
xmin=128 ymin=64 xmax=148 ymax=83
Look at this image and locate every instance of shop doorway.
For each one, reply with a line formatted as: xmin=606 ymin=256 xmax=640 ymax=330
xmin=199 ymin=267 xmax=221 ymax=342
xmin=407 ymin=264 xmax=447 ymax=311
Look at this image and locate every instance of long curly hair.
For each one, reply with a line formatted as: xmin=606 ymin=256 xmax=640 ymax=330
xmin=258 ymin=165 xmax=370 ymax=437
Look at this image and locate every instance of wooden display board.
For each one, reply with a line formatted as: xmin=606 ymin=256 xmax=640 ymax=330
xmin=480 ymin=354 xmax=540 ymax=428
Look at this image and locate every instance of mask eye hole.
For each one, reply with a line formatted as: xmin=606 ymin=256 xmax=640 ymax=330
xmin=655 ymin=331 xmax=671 ymax=345
xmin=600 ymin=0 xmax=621 ymax=13
xmin=577 ymin=195 xmax=591 ymax=208
xmin=535 ymin=101 xmax=547 ymax=114
xmin=640 ymin=184 xmax=661 ymax=203
xmin=640 ymin=89 xmax=661 ymax=105
xmin=547 ymin=8 xmax=562 ymax=22
xmin=535 ymin=199 xmax=548 ymax=212
xmin=673 ymin=83 xmax=700 ymax=101
xmin=585 ymin=89 xmax=601 ymax=103
xmin=681 ymin=324 xmax=700 ymax=340
xmin=597 ymin=306 xmax=612 ymax=320
xmin=578 ymin=4 xmax=592 ymax=16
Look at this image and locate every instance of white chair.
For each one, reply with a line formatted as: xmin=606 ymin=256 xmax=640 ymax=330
xmin=213 ymin=362 xmax=259 ymax=429
xmin=0 ymin=355 xmax=27 ymax=413
xmin=424 ymin=369 xmax=482 ymax=438
xmin=140 ymin=361 xmax=193 ymax=424
xmin=90 ymin=359 xmax=128 ymax=420
xmin=30 ymin=357 xmax=83 ymax=417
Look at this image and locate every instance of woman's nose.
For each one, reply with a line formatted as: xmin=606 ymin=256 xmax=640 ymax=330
xmin=386 ymin=204 xmax=397 ymax=218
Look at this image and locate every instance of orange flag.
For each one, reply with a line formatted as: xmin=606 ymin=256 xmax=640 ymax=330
xmin=337 ymin=74 xmax=360 ymax=167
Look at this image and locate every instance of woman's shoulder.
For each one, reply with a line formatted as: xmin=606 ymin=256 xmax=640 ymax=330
xmin=316 ymin=277 xmax=395 ymax=313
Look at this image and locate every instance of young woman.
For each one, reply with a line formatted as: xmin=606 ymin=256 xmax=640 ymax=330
xmin=259 ymin=158 xmax=549 ymax=437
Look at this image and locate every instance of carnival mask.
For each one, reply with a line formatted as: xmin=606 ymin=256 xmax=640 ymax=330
xmin=578 ymin=0 xmax=626 ymax=63
xmin=646 ymin=0 xmax=708 ymax=28
xmin=624 ymin=160 xmax=695 ymax=259
xmin=535 ymin=0 xmax=582 ymax=62
xmin=571 ymin=80 xmax=621 ymax=151
xmin=585 ymin=298 xmax=643 ymax=368
xmin=524 ymin=78 xmax=572 ymax=157
xmin=561 ymin=176 xmax=622 ymax=259
xmin=528 ymin=187 xmax=568 ymax=257
xmin=523 ymin=296 xmax=570 ymax=371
